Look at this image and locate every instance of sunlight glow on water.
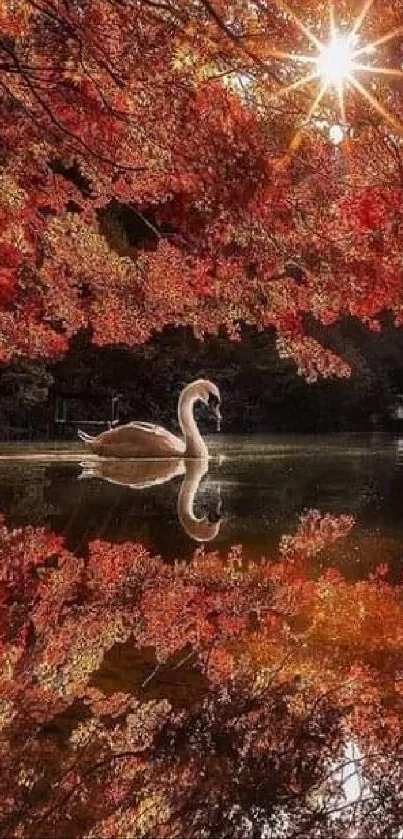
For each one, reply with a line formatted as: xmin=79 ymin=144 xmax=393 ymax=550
xmin=336 ymin=742 xmax=366 ymax=811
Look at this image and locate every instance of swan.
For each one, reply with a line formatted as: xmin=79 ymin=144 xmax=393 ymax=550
xmin=77 ymin=380 xmax=221 ymax=459
xmin=78 ymin=456 xmax=222 ymax=543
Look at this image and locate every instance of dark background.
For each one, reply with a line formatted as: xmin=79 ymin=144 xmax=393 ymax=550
xmin=1 ymin=314 xmax=403 ymax=439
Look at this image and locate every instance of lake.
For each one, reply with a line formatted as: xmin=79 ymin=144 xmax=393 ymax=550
xmin=1 ymin=435 xmax=403 ymax=838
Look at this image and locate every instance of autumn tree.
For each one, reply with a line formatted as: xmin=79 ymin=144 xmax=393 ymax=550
xmin=0 ymin=0 xmax=403 ymax=379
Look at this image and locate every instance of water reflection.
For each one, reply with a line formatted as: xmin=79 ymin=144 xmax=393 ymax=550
xmin=176 ymin=458 xmax=222 ymax=543
xmin=79 ymin=456 xmax=222 ymax=543
xmin=0 ymin=489 xmax=402 ymax=838
xmin=79 ymin=456 xmax=186 ymax=490
xmin=1 ymin=434 xmax=403 ymax=571
xmin=1 ymin=437 xmax=403 ymax=838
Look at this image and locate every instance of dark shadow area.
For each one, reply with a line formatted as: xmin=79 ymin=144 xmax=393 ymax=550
xmin=2 ymin=318 xmax=403 ymax=440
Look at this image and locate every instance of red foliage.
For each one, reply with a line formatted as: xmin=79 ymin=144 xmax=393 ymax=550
xmin=0 ymin=507 xmax=403 ymax=836
xmin=0 ymin=0 xmax=402 ymax=376
xmin=0 ymin=269 xmax=16 ymax=305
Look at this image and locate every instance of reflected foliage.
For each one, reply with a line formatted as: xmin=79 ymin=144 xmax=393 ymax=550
xmin=1 ymin=508 xmax=403 ymax=838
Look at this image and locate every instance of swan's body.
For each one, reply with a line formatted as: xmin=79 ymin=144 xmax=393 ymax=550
xmin=78 ymin=380 xmax=221 ymax=459
xmin=79 ymin=456 xmax=222 ymax=542
xmin=78 ymin=423 xmax=185 ymax=459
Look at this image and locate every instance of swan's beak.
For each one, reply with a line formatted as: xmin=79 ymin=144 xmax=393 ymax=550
xmin=207 ymin=391 xmax=222 ymax=431
xmin=211 ymin=403 xmax=222 ymax=431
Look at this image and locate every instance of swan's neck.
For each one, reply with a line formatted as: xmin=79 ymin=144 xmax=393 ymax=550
xmin=178 ymin=391 xmax=208 ymax=458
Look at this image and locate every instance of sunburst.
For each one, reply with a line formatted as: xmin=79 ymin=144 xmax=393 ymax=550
xmin=268 ymin=0 xmax=403 ymax=145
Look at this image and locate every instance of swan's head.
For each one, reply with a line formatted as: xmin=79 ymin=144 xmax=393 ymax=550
xmin=191 ymin=379 xmax=221 ymax=429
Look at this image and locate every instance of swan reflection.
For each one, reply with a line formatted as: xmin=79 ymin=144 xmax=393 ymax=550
xmin=79 ymin=456 xmax=222 ymax=543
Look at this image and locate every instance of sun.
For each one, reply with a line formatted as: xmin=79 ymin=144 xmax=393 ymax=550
xmin=266 ymin=0 xmax=403 ymax=146
xmin=317 ymin=35 xmax=354 ymax=86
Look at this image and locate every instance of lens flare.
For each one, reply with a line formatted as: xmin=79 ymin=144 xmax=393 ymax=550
xmin=256 ymin=0 xmax=403 ymax=149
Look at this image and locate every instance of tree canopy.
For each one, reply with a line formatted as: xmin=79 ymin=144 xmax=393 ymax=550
xmin=1 ymin=0 xmax=403 ymax=379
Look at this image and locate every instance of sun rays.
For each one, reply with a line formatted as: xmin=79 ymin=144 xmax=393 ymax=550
xmin=265 ymin=0 xmax=403 ymax=146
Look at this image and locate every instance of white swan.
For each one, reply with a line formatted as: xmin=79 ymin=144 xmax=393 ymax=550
xmin=77 ymin=380 xmax=221 ymax=459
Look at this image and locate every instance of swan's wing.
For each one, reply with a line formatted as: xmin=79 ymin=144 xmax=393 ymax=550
xmin=129 ymin=421 xmax=162 ymax=432
xmin=93 ymin=422 xmax=185 ymax=458
xmin=127 ymin=422 xmax=185 ymax=450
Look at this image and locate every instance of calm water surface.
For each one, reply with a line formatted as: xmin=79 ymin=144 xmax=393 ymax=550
xmin=0 ymin=433 xmax=402 ymax=570
xmin=1 ymin=435 xmax=403 ymax=838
